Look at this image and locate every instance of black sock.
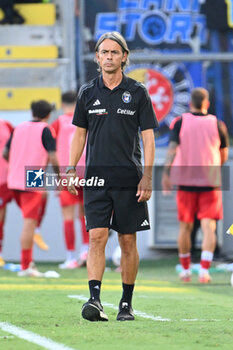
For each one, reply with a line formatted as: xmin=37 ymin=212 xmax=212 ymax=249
xmin=121 ymin=283 xmax=134 ymax=306
xmin=89 ymin=280 xmax=101 ymax=301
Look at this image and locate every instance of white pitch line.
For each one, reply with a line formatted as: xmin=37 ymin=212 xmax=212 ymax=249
xmin=68 ymin=295 xmax=233 ymax=323
xmin=0 ymin=322 xmax=76 ymax=350
xmin=68 ymin=295 xmax=171 ymax=322
xmin=181 ymin=318 xmax=233 ymax=322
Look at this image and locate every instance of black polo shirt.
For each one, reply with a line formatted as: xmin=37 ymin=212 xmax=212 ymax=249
xmin=73 ymin=74 xmax=158 ymax=185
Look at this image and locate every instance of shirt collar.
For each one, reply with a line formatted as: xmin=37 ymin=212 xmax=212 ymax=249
xmin=98 ymin=74 xmax=129 ymax=90
xmin=191 ymin=112 xmax=208 ymax=116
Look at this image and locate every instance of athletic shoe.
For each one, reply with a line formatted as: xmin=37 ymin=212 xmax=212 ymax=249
xmin=17 ymin=262 xmax=43 ymax=277
xmin=117 ymin=301 xmax=135 ymax=321
xmin=199 ymin=271 xmax=212 ymax=283
xmin=115 ymin=266 xmax=122 ymax=273
xmin=58 ymin=259 xmax=79 ymax=269
xmin=80 ymin=250 xmax=88 ymax=263
xmin=34 ymin=233 xmax=49 ymax=251
xmin=78 ymin=250 xmax=88 ymax=267
xmin=0 ymin=256 xmax=5 ymax=267
xmin=81 ymin=298 xmax=108 ymax=321
xmin=78 ymin=260 xmax=87 ymax=268
xmin=179 ymin=269 xmax=191 ymax=282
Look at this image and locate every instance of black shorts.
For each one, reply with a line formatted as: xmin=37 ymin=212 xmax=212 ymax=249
xmin=84 ymin=187 xmax=150 ymax=233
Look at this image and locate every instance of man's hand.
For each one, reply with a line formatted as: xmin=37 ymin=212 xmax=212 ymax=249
xmin=161 ymin=172 xmax=172 ymax=195
xmin=161 ymin=140 xmax=178 ymax=195
xmin=67 ymin=170 xmax=78 ymax=196
xmin=136 ymin=175 xmax=152 ymax=202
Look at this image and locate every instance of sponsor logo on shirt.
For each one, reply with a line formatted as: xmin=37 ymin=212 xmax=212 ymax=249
xmin=122 ymin=91 xmax=132 ymax=103
xmin=141 ymin=219 xmax=149 ymax=227
xmin=117 ymin=108 xmax=136 ymax=116
xmin=88 ymin=108 xmax=108 ymax=115
xmin=93 ymin=99 xmax=101 ymax=106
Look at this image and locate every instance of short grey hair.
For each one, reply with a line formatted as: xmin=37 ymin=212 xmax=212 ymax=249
xmin=95 ymin=31 xmax=130 ymax=71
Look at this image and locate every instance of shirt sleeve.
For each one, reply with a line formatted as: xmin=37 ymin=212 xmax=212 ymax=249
xmin=169 ymin=118 xmax=182 ymax=144
xmin=42 ymin=127 xmax=56 ymax=152
xmin=138 ymin=86 xmax=159 ymax=131
xmin=169 ymin=116 xmax=181 ymax=130
xmin=4 ymin=122 xmax=14 ymax=150
xmin=5 ymin=121 xmax=14 ymax=134
xmin=5 ymin=132 xmax=13 ymax=150
xmin=72 ymin=88 xmax=88 ymax=129
xmin=217 ymin=120 xmax=229 ymax=148
xmin=51 ymin=119 xmax=59 ymax=138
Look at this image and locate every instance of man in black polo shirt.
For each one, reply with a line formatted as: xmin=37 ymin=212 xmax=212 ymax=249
xmin=67 ymin=32 xmax=158 ymax=322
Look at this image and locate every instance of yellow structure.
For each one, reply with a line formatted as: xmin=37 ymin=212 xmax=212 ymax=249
xmin=0 ymin=88 xmax=61 ymax=110
xmin=227 ymin=224 xmax=233 ymax=235
xmin=0 ymin=4 xmax=56 ymax=26
xmin=0 ymin=46 xmax=58 ymax=68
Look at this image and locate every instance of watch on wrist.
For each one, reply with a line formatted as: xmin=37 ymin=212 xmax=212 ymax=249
xmin=66 ymin=166 xmax=76 ymax=174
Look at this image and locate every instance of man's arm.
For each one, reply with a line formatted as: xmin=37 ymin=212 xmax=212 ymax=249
xmin=41 ymin=127 xmax=61 ymax=187
xmin=2 ymin=146 xmax=9 ymax=161
xmin=220 ymin=147 xmax=228 ymax=165
xmin=47 ymin=151 xmax=60 ymax=175
xmin=136 ymin=129 xmax=155 ymax=202
xmin=163 ymin=141 xmax=178 ymax=173
xmin=161 ymin=141 xmax=178 ymax=192
xmin=67 ymin=126 xmax=87 ymax=195
xmin=69 ymin=126 xmax=87 ymax=166
xmin=217 ymin=120 xmax=229 ymax=165
xmin=2 ymin=132 xmax=13 ymax=161
xmin=161 ymin=116 xmax=181 ymax=193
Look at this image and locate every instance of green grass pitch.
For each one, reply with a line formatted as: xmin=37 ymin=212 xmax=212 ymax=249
xmin=0 ymin=258 xmax=233 ymax=350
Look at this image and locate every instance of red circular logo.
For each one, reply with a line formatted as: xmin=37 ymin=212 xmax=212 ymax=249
xmin=145 ymin=69 xmax=173 ymax=122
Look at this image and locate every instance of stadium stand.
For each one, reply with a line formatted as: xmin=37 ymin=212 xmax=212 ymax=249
xmin=0 ymin=1 xmax=76 ymax=113
xmin=0 ymin=3 xmax=56 ymax=26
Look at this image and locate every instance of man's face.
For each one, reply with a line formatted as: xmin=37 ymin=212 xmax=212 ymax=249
xmin=96 ymin=39 xmax=127 ymax=74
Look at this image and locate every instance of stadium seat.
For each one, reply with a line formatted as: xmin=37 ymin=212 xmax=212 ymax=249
xmin=0 ymin=2 xmax=71 ymax=111
xmin=0 ymin=87 xmax=61 ymax=110
xmin=0 ymin=4 xmax=56 ymax=26
xmin=0 ymin=45 xmax=58 ymax=68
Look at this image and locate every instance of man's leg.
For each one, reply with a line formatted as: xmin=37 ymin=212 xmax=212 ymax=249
xmin=59 ymin=205 xmax=78 ymax=269
xmin=34 ymin=192 xmax=49 ymax=251
xmin=190 ymin=217 xmax=200 ymax=262
xmin=87 ymin=227 xmax=109 ymax=283
xmin=17 ymin=191 xmax=45 ymax=277
xmin=178 ymin=221 xmax=193 ymax=254
xmin=81 ymin=227 xmax=109 ymax=321
xmin=78 ymin=202 xmax=89 ymax=265
xmin=178 ymin=221 xmax=193 ymax=282
xmin=18 ymin=217 xmax=44 ymax=277
xmin=20 ymin=218 xmax=37 ymax=270
xmin=199 ymin=218 xmax=216 ymax=283
xmin=198 ymin=190 xmax=222 ymax=283
xmin=176 ymin=190 xmax=196 ymax=281
xmin=116 ymin=233 xmax=138 ymax=321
